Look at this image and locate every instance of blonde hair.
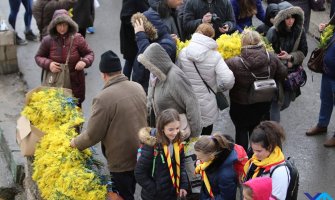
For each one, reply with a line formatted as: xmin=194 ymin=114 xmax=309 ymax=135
xmin=194 ymin=133 xmax=231 ymax=155
xmin=241 ymin=30 xmax=262 ymax=46
xmin=196 ymin=23 xmax=215 ymax=38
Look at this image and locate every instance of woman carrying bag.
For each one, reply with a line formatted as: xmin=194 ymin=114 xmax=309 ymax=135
xmin=35 ymin=9 xmax=94 ymax=107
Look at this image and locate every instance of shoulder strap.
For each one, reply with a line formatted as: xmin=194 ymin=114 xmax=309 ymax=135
xmin=65 ymin=35 xmax=74 ymax=65
xmin=325 ymin=37 xmax=335 ymax=50
xmin=240 ymin=51 xmax=271 ymax=80
xmin=193 ymin=62 xmax=216 ymax=94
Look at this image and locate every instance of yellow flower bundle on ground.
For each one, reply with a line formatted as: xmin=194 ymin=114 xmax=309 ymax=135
xmin=21 ymin=88 xmax=106 ymax=200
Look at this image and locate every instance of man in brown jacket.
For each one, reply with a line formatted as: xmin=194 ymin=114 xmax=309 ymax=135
xmin=70 ymin=50 xmax=147 ymax=200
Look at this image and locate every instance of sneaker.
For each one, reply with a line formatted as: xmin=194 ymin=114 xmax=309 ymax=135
xmin=16 ymin=34 xmax=28 ymax=45
xmin=24 ymin=30 xmax=38 ymax=41
xmin=86 ymin=27 xmax=95 ymax=34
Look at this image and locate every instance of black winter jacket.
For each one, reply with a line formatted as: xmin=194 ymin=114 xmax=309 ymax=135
xmin=183 ymin=0 xmax=236 ymax=39
xmin=135 ymin=128 xmax=188 ymax=200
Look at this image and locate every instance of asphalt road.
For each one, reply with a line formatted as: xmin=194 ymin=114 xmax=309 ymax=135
xmin=0 ymin=0 xmax=334 ymax=199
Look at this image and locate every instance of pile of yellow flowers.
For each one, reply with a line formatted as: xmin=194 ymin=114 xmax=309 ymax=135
xmin=320 ymin=25 xmax=335 ymax=48
xmin=176 ymin=30 xmax=273 ymax=60
xmin=21 ymin=88 xmax=107 ymax=200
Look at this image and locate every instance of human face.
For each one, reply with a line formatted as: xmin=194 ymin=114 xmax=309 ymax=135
xmin=285 ymin=15 xmax=295 ymax=29
xmin=251 ymin=142 xmax=271 ymax=161
xmin=167 ymin=0 xmax=183 ymax=8
xmin=56 ymin=22 xmax=69 ymax=35
xmin=195 ymin=151 xmax=214 ymax=163
xmin=242 ymin=189 xmax=253 ymax=200
xmin=163 ymin=120 xmax=180 ymax=142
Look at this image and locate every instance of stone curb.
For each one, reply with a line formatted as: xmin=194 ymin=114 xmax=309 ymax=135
xmin=0 ymin=128 xmax=25 ymax=186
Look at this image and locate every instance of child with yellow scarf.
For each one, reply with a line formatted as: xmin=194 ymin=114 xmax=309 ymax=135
xmin=135 ymin=108 xmax=188 ymax=200
xmin=243 ymin=121 xmax=290 ymax=200
xmin=194 ymin=133 xmax=239 ymax=200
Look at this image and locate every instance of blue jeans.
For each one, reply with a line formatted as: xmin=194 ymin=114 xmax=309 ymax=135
xmin=317 ymin=75 xmax=335 ymax=127
xmin=8 ymin=0 xmax=33 ymax=30
xmin=270 ymin=90 xmax=292 ymax=122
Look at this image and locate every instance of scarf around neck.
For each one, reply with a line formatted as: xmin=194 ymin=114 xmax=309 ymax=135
xmin=163 ymin=142 xmax=181 ymax=194
xmin=195 ymin=160 xmax=214 ymax=199
xmin=243 ymin=146 xmax=285 ymax=180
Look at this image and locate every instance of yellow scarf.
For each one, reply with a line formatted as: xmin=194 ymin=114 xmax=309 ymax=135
xmin=195 ymin=160 xmax=214 ymax=199
xmin=243 ymin=146 xmax=285 ymax=179
xmin=163 ymin=143 xmax=181 ymax=194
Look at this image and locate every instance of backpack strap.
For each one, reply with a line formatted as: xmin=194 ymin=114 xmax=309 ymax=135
xmin=240 ymin=51 xmax=271 ymax=80
xmin=269 ymin=162 xmax=290 ymax=185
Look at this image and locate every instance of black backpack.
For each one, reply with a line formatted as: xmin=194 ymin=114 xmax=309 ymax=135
xmin=270 ymin=157 xmax=299 ymax=200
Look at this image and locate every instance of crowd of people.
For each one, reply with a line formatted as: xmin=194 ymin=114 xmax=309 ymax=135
xmin=7 ymin=0 xmax=335 ymax=199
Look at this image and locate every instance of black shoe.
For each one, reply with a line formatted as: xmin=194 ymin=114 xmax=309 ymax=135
xmin=16 ymin=34 xmax=28 ymax=45
xmin=24 ymin=30 xmax=38 ymax=41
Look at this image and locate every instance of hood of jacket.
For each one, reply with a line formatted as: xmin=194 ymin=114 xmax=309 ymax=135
xmin=239 ymin=44 xmax=270 ymax=71
xmin=48 ymin=9 xmax=78 ymax=38
xmin=185 ymin=33 xmax=218 ymax=62
xmin=139 ymin=127 xmax=187 ymax=146
xmin=144 ymin=8 xmax=170 ymax=38
xmin=244 ymin=177 xmax=273 ymax=200
xmin=138 ymin=43 xmax=175 ymax=81
xmin=264 ymin=3 xmax=279 ymax=27
xmin=273 ymin=6 xmax=304 ymax=31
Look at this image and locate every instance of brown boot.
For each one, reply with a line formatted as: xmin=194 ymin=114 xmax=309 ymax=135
xmin=306 ymin=126 xmax=327 ymax=136
xmin=324 ymin=136 xmax=335 ymax=147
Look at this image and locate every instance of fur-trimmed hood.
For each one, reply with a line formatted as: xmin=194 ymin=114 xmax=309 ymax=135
xmin=138 ymin=127 xmax=187 ymax=146
xmin=48 ymin=9 xmax=78 ymax=37
xmin=131 ymin=8 xmax=170 ymax=41
xmin=273 ymin=6 xmax=304 ymax=31
xmin=137 ymin=43 xmax=175 ymax=81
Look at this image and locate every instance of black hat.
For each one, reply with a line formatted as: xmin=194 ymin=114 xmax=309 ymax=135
xmin=99 ymin=50 xmax=122 ymax=73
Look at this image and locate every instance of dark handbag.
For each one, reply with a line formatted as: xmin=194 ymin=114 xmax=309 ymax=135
xmin=193 ymin=62 xmax=229 ymax=110
xmin=42 ymin=36 xmax=74 ymax=88
xmin=285 ymin=65 xmax=307 ymax=91
xmin=307 ymin=38 xmax=335 ymax=73
xmin=310 ymin=0 xmax=325 ymax=11
xmin=240 ymin=52 xmax=277 ymax=104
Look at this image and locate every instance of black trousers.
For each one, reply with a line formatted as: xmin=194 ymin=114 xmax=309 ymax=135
xmin=229 ymin=101 xmax=271 ymax=151
xmin=110 ymin=170 xmax=136 ymax=200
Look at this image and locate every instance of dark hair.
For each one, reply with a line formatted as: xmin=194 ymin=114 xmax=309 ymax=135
xmin=238 ymin=0 xmax=257 ymax=19
xmin=250 ymin=121 xmax=286 ymax=152
xmin=194 ymin=133 xmax=231 ymax=155
xmin=156 ymin=0 xmax=171 ymax=18
xmin=156 ymin=108 xmax=181 ymax=145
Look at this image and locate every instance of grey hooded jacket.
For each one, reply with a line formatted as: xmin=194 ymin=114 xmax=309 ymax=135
xmin=138 ymin=43 xmax=202 ymax=137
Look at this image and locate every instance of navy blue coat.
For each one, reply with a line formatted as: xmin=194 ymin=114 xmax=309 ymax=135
xmin=199 ymin=146 xmax=238 ymax=200
xmin=135 ymin=128 xmax=188 ymax=200
xmin=132 ymin=8 xmax=176 ymax=93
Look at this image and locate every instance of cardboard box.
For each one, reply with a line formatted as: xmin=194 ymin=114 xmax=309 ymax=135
xmin=0 ymin=29 xmax=15 ymax=46
xmin=16 ymin=86 xmax=73 ymax=156
xmin=16 ymin=116 xmax=45 ymax=156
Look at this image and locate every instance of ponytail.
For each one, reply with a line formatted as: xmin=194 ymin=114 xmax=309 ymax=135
xmin=250 ymin=121 xmax=286 ymax=152
xmin=194 ymin=133 xmax=231 ymax=155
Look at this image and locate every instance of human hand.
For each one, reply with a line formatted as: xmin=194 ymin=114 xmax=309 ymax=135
xmin=202 ymin=12 xmax=212 ymax=23
xmin=134 ymin=18 xmax=145 ymax=33
xmin=49 ymin=61 xmax=62 ymax=73
xmin=319 ymin=23 xmax=327 ymax=32
xmin=170 ymin=34 xmax=179 ymax=42
xmin=219 ymin=24 xmax=229 ymax=33
xmin=75 ymin=60 xmax=86 ymax=71
xmin=70 ymin=138 xmax=76 ymax=148
xmin=179 ymin=189 xmax=187 ymax=198
xmin=277 ymin=51 xmax=290 ymax=60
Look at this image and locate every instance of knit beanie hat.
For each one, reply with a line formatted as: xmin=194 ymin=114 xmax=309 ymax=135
xmin=99 ymin=51 xmax=122 ymax=73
